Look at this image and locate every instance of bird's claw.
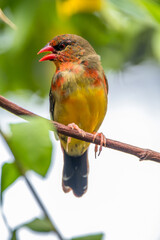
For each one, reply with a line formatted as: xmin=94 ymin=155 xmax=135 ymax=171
xmin=93 ymin=132 xmax=107 ymax=158
xmin=66 ymin=136 xmax=71 ymax=152
xmin=68 ymin=123 xmax=85 ymax=137
xmin=66 ymin=123 xmax=85 ymax=152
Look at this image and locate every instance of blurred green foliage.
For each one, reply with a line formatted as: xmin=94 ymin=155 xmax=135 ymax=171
xmin=0 ymin=0 xmax=160 ymax=96
xmin=23 ymin=217 xmax=55 ymax=233
xmin=1 ymin=161 xmax=20 ymax=195
xmin=8 ymin=217 xmax=103 ymax=240
xmin=8 ymin=118 xmax=53 ymax=176
xmin=71 ymin=233 xmax=104 ymax=240
xmin=1 ymin=118 xmax=53 ymax=198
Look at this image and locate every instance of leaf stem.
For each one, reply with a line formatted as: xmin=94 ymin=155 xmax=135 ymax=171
xmin=1 ymin=208 xmax=12 ymax=234
xmin=24 ymin=175 xmax=64 ymax=240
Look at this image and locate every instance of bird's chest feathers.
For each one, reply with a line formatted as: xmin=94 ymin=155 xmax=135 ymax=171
xmin=51 ymin=62 xmax=103 ymax=99
xmin=51 ymin=63 xmax=84 ymax=97
xmin=51 ymin=62 xmax=107 ymax=130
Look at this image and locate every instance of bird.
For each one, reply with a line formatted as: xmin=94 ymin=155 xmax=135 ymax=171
xmin=38 ymin=34 xmax=108 ymax=197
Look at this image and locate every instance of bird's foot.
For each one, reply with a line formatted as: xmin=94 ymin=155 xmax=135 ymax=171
xmin=93 ymin=132 xmax=107 ymax=158
xmin=66 ymin=123 xmax=85 ymax=152
xmin=66 ymin=136 xmax=71 ymax=152
xmin=67 ymin=123 xmax=85 ymax=137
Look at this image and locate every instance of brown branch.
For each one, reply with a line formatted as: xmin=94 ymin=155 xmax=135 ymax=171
xmin=1 ymin=95 xmax=160 ymax=163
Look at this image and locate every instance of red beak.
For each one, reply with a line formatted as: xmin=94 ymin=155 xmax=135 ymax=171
xmin=37 ymin=45 xmax=56 ymax=62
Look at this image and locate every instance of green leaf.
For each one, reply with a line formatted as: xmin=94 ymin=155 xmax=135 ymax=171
xmin=71 ymin=13 xmax=109 ymax=46
xmin=72 ymin=233 xmax=104 ymax=240
xmin=8 ymin=117 xmax=53 ymax=177
xmin=139 ymin=0 xmax=160 ymax=23
xmin=24 ymin=217 xmax=55 ymax=232
xmin=152 ymin=28 xmax=160 ymax=61
xmin=1 ymin=162 xmax=20 ymax=195
xmin=111 ymin=0 xmax=150 ymax=21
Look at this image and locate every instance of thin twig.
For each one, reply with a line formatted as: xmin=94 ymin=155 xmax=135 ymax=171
xmin=23 ymin=175 xmax=63 ymax=240
xmin=1 ymin=209 xmax=12 ymax=234
xmin=0 ymin=9 xmax=17 ymax=30
xmin=1 ymin=131 xmax=64 ymax=240
xmin=1 ymin=95 xmax=160 ymax=163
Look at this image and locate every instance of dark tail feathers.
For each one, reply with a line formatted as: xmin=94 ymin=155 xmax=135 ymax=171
xmin=62 ymin=150 xmax=88 ymax=197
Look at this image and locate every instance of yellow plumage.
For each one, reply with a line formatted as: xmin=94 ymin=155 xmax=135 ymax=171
xmin=54 ymin=83 xmax=107 ymax=156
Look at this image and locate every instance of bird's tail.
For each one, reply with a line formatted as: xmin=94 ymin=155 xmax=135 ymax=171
xmin=62 ymin=150 xmax=88 ymax=197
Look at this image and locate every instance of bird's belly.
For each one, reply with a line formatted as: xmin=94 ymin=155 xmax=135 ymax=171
xmin=54 ymin=87 xmax=107 ymax=156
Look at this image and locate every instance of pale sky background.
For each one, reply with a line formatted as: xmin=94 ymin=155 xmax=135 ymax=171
xmin=1 ymin=60 xmax=160 ymax=240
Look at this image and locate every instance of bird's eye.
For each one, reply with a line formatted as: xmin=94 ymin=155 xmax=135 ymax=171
xmin=54 ymin=43 xmax=67 ymax=51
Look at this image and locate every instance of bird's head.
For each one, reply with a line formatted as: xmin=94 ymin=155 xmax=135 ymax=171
xmin=38 ymin=34 xmax=100 ymax=68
